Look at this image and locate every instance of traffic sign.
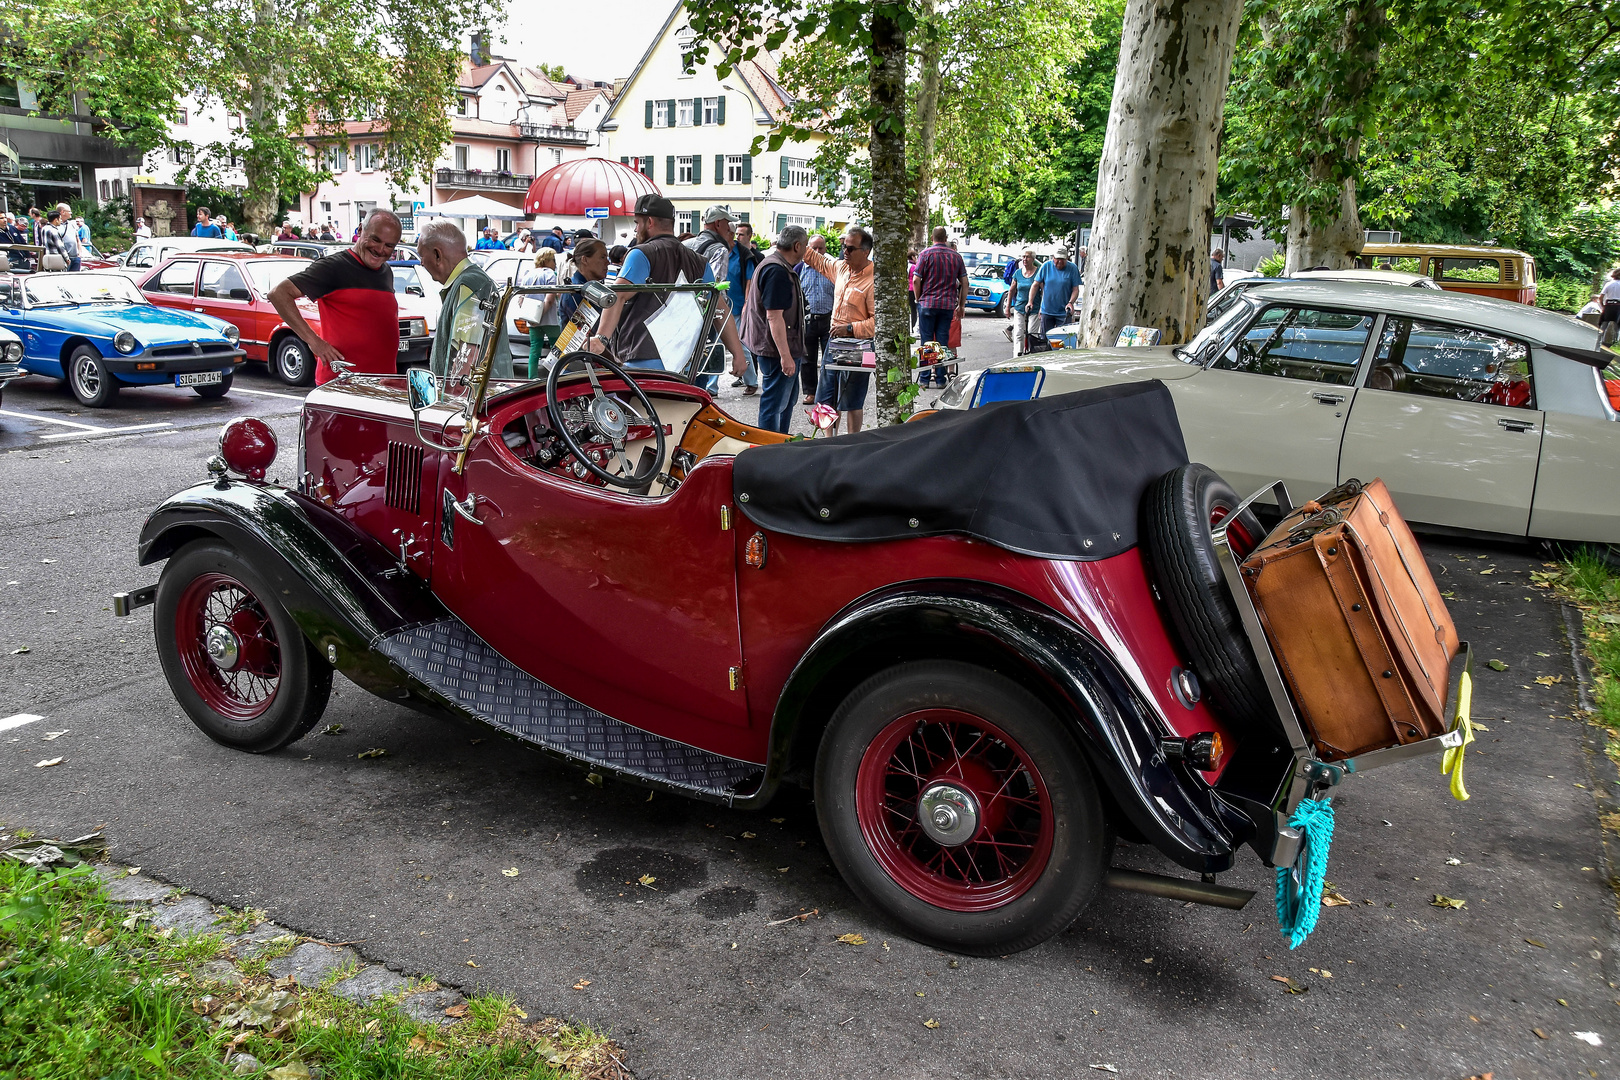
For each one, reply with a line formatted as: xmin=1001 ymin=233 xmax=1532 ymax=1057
xmin=584 ymin=207 xmax=610 ymax=219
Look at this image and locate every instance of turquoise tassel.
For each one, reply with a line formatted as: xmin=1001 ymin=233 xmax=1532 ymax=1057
xmin=1275 ymin=797 xmax=1335 ymax=950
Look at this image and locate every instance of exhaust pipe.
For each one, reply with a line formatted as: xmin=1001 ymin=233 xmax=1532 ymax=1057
xmin=1104 ymin=868 xmax=1255 ymax=910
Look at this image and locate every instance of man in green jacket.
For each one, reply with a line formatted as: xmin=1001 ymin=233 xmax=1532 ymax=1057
xmin=418 ymin=219 xmax=510 ymax=382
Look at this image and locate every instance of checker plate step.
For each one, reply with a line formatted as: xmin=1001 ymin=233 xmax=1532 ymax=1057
xmin=378 ymin=618 xmax=763 ymax=799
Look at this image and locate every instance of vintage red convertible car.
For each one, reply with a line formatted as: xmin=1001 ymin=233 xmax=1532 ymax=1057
xmin=118 ymin=283 xmax=1457 ymax=954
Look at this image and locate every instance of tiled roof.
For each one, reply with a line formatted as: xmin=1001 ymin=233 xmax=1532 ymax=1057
xmin=563 ymin=88 xmax=604 ymax=122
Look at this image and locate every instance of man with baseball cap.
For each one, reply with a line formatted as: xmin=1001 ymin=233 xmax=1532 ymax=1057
xmin=590 ymin=193 xmax=746 ymax=376
xmin=684 ymin=206 xmax=747 ymax=390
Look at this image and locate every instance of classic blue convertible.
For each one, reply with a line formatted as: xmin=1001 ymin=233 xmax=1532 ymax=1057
xmin=964 ymin=262 xmax=1012 ymax=314
xmin=0 ymin=272 xmax=244 ymax=407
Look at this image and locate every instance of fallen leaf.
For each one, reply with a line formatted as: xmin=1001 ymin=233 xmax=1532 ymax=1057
xmin=916 ymin=991 xmax=925 ymax=997
xmin=443 ymin=1002 xmax=469 ymax=1018
xmin=741 ymin=831 xmax=757 ymax=839
xmin=637 ymin=874 xmax=657 ymax=887
xmin=1320 ymin=969 xmax=1332 ymax=978
xmin=1090 ymin=1066 xmax=1119 ymax=1074
xmin=1446 ymin=857 xmax=1462 ymax=865
xmin=1432 ymin=894 xmax=1467 ymax=909
xmin=572 ymin=979 xmax=591 ymax=990
xmin=1487 ymin=659 xmax=1509 ymax=671
xmin=40 ymin=558 xmax=55 ymax=564
xmin=501 ymin=867 xmax=519 ymax=878
xmin=83 ymin=926 xmax=110 ymax=947
xmin=1479 ymin=568 xmax=1496 ymax=575
xmin=268 ymin=1062 xmax=312 ymax=1080
xmin=357 ymin=748 xmax=386 ymax=759
xmin=1573 ymin=1031 xmax=1603 ymax=1046
xmin=1534 ymin=674 xmax=1564 ymax=685
xmin=1321 ymin=891 xmax=1353 ymax=907
xmin=922 ymin=1019 xmax=940 ymax=1029
xmin=405 ymin=1035 xmax=446 ymax=1054
xmin=1271 ymin=975 xmax=1308 ymax=994
xmin=836 ymin=933 xmax=868 ymax=946
xmin=770 ymin=817 xmax=785 ymax=824
xmin=585 ymin=773 xmax=604 ymax=787
xmin=126 ymin=866 xmax=140 ymax=875
xmin=34 ymin=757 xmax=62 ymax=768
xmin=1525 ymin=938 xmax=1547 ymax=948
xmin=11 ymin=647 xmax=30 ymax=655
xmin=42 ymin=731 xmax=66 ymax=741
xmin=777 ymin=866 xmax=790 ymax=873
xmin=466 ymin=960 xmax=477 ymax=968
xmin=1533 ymin=1028 xmax=1549 ymax=1039
xmin=1558 ymin=998 xmax=1568 ymax=1006
xmin=322 ymin=724 xmax=343 ymax=735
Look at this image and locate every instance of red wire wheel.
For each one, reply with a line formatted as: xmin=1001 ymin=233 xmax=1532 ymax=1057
xmin=855 ymin=708 xmax=1054 ymax=912
xmin=172 ymin=572 xmax=281 ymax=720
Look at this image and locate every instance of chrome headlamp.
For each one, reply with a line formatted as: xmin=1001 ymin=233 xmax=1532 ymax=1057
xmin=222 ymin=324 xmax=240 ymax=345
xmin=113 ymin=330 xmax=138 ymax=354
xmin=2 ymin=340 xmax=19 ymax=362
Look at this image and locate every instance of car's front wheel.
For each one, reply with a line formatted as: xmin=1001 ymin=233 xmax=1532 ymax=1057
xmin=154 ymin=540 xmax=331 ymax=753
xmin=66 ymin=345 xmax=118 ymax=407
xmin=273 ymin=336 xmax=314 ymax=386
xmin=815 ymin=661 xmax=1110 ymax=956
xmin=193 ymin=371 xmax=233 ymax=398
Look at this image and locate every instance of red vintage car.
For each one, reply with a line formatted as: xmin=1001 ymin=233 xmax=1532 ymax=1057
xmin=138 ymin=252 xmax=432 ymax=386
xmin=118 ymin=282 xmax=1462 ymax=954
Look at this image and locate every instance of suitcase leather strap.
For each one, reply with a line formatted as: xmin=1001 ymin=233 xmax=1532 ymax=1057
xmin=1317 ymin=534 xmax=1424 ymax=739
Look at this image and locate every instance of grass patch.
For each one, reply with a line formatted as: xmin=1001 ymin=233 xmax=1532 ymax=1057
xmin=1543 ymin=549 xmax=1620 ymax=759
xmin=0 ymin=859 xmax=625 ymax=1078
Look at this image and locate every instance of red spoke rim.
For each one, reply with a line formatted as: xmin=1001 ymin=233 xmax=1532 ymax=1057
xmin=855 ymin=708 xmax=1054 ymax=913
xmin=174 ymin=572 xmax=281 ymax=720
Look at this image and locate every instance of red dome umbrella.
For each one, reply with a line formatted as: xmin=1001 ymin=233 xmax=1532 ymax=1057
xmin=524 ymin=157 xmax=661 ymax=218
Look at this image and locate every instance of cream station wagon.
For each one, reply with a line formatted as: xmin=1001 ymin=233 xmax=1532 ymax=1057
xmin=944 ymin=281 xmax=1620 ymax=545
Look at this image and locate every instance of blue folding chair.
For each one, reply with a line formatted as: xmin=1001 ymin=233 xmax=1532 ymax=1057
xmin=968 ymin=365 xmax=1046 ymax=407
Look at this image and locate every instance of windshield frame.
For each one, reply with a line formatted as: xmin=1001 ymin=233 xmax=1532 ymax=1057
xmin=1177 ymin=295 xmax=1257 ymax=367
xmin=23 ymin=273 xmax=148 ymax=309
xmin=242 ymin=259 xmax=308 ymax=297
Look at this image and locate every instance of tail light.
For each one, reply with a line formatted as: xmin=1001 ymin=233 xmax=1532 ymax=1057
xmin=1161 ymin=731 xmax=1224 ymax=772
xmin=515 ymin=318 xmax=531 ymax=334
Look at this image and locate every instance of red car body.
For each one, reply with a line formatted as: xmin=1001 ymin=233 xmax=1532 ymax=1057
xmin=138 ymin=252 xmax=431 ymax=384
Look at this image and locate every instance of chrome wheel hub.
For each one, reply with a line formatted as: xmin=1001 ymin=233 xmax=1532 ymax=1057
xmin=917 ymin=782 xmax=979 ymax=846
xmin=590 ymin=396 xmax=630 ymax=441
xmin=204 ymin=623 xmax=240 ymax=670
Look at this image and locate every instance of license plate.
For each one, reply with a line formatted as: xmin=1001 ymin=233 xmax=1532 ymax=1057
xmin=398 ymin=338 xmax=409 ymax=352
xmin=176 ymin=371 xmax=222 ymax=387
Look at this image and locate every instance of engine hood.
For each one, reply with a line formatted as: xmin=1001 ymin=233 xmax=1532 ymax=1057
xmin=1033 ymin=347 xmax=1202 ymax=384
xmin=29 ymin=302 xmax=233 ymax=344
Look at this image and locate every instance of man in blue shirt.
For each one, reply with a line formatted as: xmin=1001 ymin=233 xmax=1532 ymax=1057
xmin=191 ymin=207 xmax=223 ymax=239
xmin=796 ymin=233 xmax=835 ymax=404
xmin=589 ymin=193 xmax=746 ymax=376
xmin=1027 ymin=246 xmax=1081 ymax=337
xmin=728 ymin=222 xmax=762 ymax=394
xmin=540 ymin=227 xmax=565 ymax=253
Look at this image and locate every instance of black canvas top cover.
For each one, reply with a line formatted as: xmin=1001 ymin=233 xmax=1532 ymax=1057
xmin=731 ymin=380 xmax=1189 ymax=560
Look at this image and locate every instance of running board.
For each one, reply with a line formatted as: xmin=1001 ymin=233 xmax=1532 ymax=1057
xmin=376 ymin=618 xmax=764 ymax=803
xmin=1105 ymin=868 xmax=1255 ymax=909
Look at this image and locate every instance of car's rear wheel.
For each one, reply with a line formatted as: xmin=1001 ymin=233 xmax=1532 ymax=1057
xmin=273 ymin=336 xmax=314 ymax=386
xmin=154 ymin=540 xmax=330 ymax=753
xmin=193 ymin=371 xmax=233 ymax=398
xmin=66 ymin=345 xmax=118 ymax=407
xmin=1141 ymin=462 xmax=1274 ymax=730
xmin=815 ymin=661 xmax=1109 ymax=955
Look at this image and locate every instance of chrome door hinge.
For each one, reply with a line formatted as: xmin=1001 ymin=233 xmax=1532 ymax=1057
xmin=720 ymin=504 xmax=732 ymax=531
xmin=729 ymin=665 xmax=742 ymax=690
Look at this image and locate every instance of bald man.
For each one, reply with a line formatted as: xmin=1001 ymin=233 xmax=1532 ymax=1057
xmin=270 ymin=208 xmax=402 ymax=384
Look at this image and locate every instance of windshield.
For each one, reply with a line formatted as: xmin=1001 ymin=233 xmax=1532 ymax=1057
xmin=25 ymin=273 xmax=146 ymax=307
xmin=393 ymin=266 xmax=423 ymax=293
xmin=971 ymin=265 xmax=1003 ymax=279
xmin=243 ymin=260 xmax=306 ymax=295
xmin=1177 ymin=298 xmax=1254 ymax=365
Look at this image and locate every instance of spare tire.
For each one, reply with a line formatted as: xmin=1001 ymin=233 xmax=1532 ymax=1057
xmin=1141 ymin=463 xmax=1275 ymax=730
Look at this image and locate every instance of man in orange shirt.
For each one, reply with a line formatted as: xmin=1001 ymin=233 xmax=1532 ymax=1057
xmin=801 ymin=225 xmax=876 ymax=432
xmin=269 ymin=209 xmax=402 ymax=384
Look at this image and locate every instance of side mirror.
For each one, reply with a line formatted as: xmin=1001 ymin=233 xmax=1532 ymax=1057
xmin=407 ymin=367 xmax=439 ymax=412
xmin=229 ymin=287 xmax=251 ymax=300
xmin=407 ymin=285 xmax=424 ymax=297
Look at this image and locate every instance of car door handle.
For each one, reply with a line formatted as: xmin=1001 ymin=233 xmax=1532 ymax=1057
xmin=448 ymin=493 xmax=485 ymax=526
xmin=1311 ymin=391 xmax=1346 ymax=405
xmin=1497 ymin=417 xmax=1536 ymax=432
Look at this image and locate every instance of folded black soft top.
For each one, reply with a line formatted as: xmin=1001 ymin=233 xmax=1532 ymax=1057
xmin=731 ymin=380 xmax=1189 ymax=560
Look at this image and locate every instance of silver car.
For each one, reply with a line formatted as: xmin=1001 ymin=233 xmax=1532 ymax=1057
xmin=945 ymin=281 xmax=1620 ymax=545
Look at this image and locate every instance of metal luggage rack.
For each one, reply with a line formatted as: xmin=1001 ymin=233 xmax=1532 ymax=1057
xmin=1211 ymin=479 xmax=1471 ymax=824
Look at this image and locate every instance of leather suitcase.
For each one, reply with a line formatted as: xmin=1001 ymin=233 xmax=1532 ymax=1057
xmin=1240 ymin=479 xmax=1459 ymax=760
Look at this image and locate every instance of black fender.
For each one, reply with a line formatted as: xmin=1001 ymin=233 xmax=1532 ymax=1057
xmin=138 ymin=479 xmax=450 ymax=707
xmin=759 ymin=580 xmax=1254 ymax=874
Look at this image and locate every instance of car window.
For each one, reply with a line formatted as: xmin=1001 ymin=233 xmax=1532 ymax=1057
xmin=1368 ymin=317 xmax=1533 ymax=409
xmin=152 ymin=260 xmax=198 ymax=296
xmin=393 ymin=266 xmax=423 ymax=294
xmin=1435 ymin=258 xmax=1502 ymax=283
xmin=199 ymin=261 xmax=249 ymax=300
xmin=126 ymin=245 xmax=154 ymax=269
xmin=1207 ymin=279 xmax=1263 ymax=321
xmin=243 ymin=260 xmax=304 ymax=295
xmin=1212 ymin=305 xmax=1374 ymax=386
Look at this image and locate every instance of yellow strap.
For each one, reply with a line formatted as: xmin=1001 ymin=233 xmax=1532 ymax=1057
xmin=1441 ymin=670 xmax=1475 ymax=801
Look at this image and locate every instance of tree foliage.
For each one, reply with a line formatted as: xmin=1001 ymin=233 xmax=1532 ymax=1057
xmin=8 ymin=0 xmax=501 ymax=233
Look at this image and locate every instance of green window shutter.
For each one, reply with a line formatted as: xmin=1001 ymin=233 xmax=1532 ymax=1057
xmin=644 ymin=100 xmax=653 ymax=128
xmin=776 ymin=213 xmax=786 ymax=232
xmin=741 ymin=156 xmax=752 ymax=183
xmin=666 ymin=156 xmax=675 ymax=184
xmin=717 ymin=96 xmax=726 ymax=125
xmin=642 ymin=157 xmax=653 ymax=180
xmin=815 ymin=217 xmax=824 ymax=230
xmin=692 ymin=154 xmax=701 ymax=184
xmin=780 ymin=158 xmax=790 ymax=188
xmin=620 ymin=156 xmax=629 ymax=165
xmin=666 ymin=99 xmax=677 ymax=124
xmin=715 ymin=155 xmax=725 ymax=184
xmin=738 ymin=212 xmax=749 ymax=224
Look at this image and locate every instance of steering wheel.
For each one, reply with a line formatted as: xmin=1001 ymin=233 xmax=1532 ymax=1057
xmin=545 ymin=350 xmax=666 ymax=489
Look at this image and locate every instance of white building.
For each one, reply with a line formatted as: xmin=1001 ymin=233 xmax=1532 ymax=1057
xmin=95 ymin=95 xmax=247 ymax=207
xmin=598 ymin=1 xmax=860 ymax=241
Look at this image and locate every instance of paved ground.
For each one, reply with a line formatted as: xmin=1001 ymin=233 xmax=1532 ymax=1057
xmin=1 ymin=319 xmax=1616 ymax=1079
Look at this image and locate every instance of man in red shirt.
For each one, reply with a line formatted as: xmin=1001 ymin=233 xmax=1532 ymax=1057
xmin=269 ymin=209 xmax=402 ymax=384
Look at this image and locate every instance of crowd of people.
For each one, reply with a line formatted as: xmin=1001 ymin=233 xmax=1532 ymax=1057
xmin=0 ymin=204 xmax=95 ymax=272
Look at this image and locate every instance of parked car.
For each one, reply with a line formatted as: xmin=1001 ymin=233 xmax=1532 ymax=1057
xmin=1356 ymin=243 xmax=1537 ymax=305
xmin=957 ymin=250 xmax=1007 ymax=271
xmin=116 ymin=237 xmax=255 ymax=276
xmin=390 ymin=259 xmax=442 ymax=330
xmin=268 ymin=240 xmax=420 ymax=263
xmin=119 ymin=282 xmax=1466 ymax=956
xmin=944 ymin=280 xmax=1620 ymax=546
xmin=963 ymin=263 xmax=1012 ymax=314
xmin=0 ymin=271 xmax=243 ymax=407
xmin=1209 ymin=268 xmax=1438 ymax=320
xmin=469 ymin=249 xmax=535 ymax=367
xmin=0 ymin=326 xmax=23 ymax=406
xmin=138 ymin=253 xmax=432 ymax=386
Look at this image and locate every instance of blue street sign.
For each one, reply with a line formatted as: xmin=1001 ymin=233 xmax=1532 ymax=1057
xmin=584 ymin=207 xmax=610 ymax=219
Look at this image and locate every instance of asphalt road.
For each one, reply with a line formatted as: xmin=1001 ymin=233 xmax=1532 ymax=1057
xmin=1 ymin=318 xmax=1617 ymax=1079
